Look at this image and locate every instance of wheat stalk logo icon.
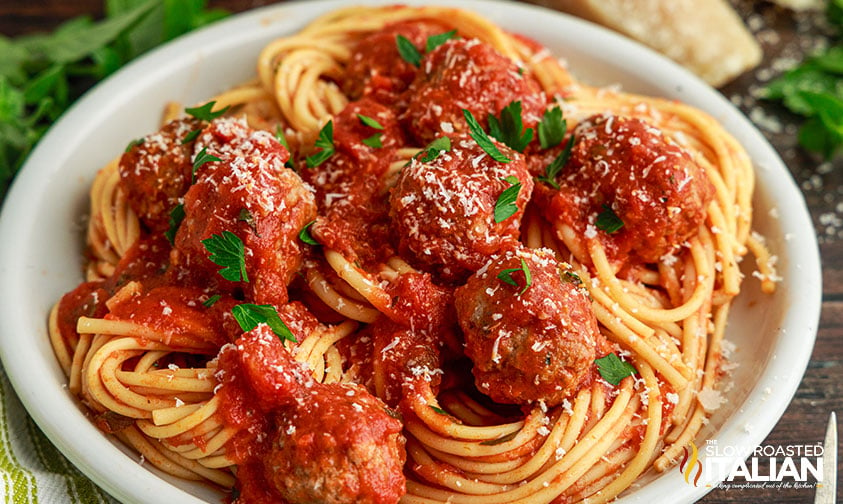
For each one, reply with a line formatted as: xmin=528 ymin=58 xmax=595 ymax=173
xmin=679 ymin=441 xmax=703 ymax=486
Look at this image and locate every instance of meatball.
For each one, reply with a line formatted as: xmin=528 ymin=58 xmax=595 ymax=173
xmin=225 ymin=325 xmax=407 ymax=504
xmin=343 ymin=20 xmax=452 ymax=105
xmin=171 ymin=117 xmax=316 ymax=305
xmin=389 ymin=133 xmax=533 ymax=283
xmin=118 ymin=117 xmax=202 ymax=231
xmin=403 ymin=38 xmax=546 ymax=145
xmin=267 ymin=383 xmax=406 ymax=504
xmin=546 ymin=114 xmax=715 ymax=264
xmin=454 ymin=246 xmax=601 ymax=406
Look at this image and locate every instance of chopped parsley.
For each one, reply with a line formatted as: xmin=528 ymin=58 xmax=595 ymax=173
xmin=463 ymin=109 xmax=510 ymax=163
xmin=191 ymin=146 xmax=221 ymax=182
xmin=237 ymin=208 xmax=258 ymax=235
xmin=231 ymin=303 xmax=297 ymax=345
xmin=538 ymin=107 xmax=566 ymax=149
xmin=184 ymin=100 xmax=230 ymax=122
xmin=298 ymin=220 xmax=318 ymax=245
xmin=202 ymin=230 xmax=248 ymax=282
xmin=595 ymin=204 xmax=624 ymax=233
xmin=418 ymin=136 xmax=452 ymax=163
xmin=560 ymin=270 xmax=582 ymax=286
xmin=488 ymin=101 xmax=534 ymax=153
xmin=494 ymin=175 xmax=521 ymax=223
xmin=425 ymin=30 xmax=458 ymax=52
xmin=274 ymin=125 xmax=295 ymax=170
xmin=595 ymin=352 xmax=637 ymax=386
xmin=357 ymin=114 xmax=385 ymax=130
xmin=202 ymin=294 xmax=221 ymax=308
xmin=497 ymin=257 xmax=532 ymax=295
xmin=428 ymin=405 xmax=448 ymax=415
xmin=362 ymin=133 xmax=383 ymax=148
xmin=536 ymin=133 xmax=575 ymax=189
xmin=181 ymin=128 xmax=201 ymax=144
xmin=164 ymin=203 xmax=185 ymax=245
xmin=305 ymin=120 xmax=335 ymax=168
xmin=396 ymin=34 xmax=422 ymax=67
xmin=480 ymin=430 xmax=520 ymax=446
xmin=124 ymin=138 xmax=144 ymax=153
xmin=397 ymin=30 xmax=459 ymax=67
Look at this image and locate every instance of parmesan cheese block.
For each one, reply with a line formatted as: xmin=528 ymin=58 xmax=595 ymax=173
xmin=528 ymin=0 xmax=763 ymax=87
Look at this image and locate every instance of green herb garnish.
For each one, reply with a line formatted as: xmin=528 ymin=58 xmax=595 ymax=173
xmin=497 ymin=257 xmax=532 ymax=295
xmin=202 ymin=230 xmax=248 ymax=282
xmin=595 ymin=352 xmax=638 ymax=386
xmin=396 ymin=34 xmax=422 ymax=67
xmin=202 ymin=294 xmax=221 ymax=307
xmin=298 ymin=220 xmax=318 ymax=245
xmin=124 ymin=138 xmax=144 ymax=153
xmin=191 ymin=146 xmax=220 ymax=181
xmin=305 ymin=120 xmax=335 ymax=168
xmin=488 ymin=100 xmax=534 ymax=153
xmin=164 ymin=203 xmax=185 ymax=245
xmin=418 ymin=136 xmax=452 ymax=163
xmin=537 ymin=133 xmax=575 ymax=189
xmin=357 ymin=114 xmax=385 ymax=130
xmin=538 ymin=107 xmax=566 ymax=149
xmin=231 ymin=303 xmax=296 ymax=344
xmin=595 ymin=204 xmax=624 ymax=233
xmin=480 ymin=430 xmax=520 ymax=446
xmin=463 ymin=109 xmax=510 ymax=163
xmin=494 ymin=175 xmax=521 ymax=223
xmin=425 ymin=30 xmax=458 ymax=52
xmin=274 ymin=125 xmax=295 ymax=170
xmin=184 ymin=100 xmax=230 ymax=122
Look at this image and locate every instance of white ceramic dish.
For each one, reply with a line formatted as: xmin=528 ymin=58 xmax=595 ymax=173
xmin=0 ymin=0 xmax=822 ymax=502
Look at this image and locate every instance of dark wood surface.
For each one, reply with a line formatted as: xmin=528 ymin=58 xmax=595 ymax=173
xmin=1 ymin=1 xmax=840 ymax=503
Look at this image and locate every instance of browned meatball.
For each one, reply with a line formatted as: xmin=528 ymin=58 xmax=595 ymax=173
xmin=402 ymin=38 xmax=546 ymax=145
xmin=545 ymin=114 xmax=715 ymax=265
xmin=389 ymin=132 xmax=533 ymax=283
xmin=454 ymin=246 xmax=601 ymax=406
xmin=118 ymin=117 xmax=202 ymax=231
xmin=343 ymin=20 xmax=452 ymax=105
xmin=266 ymin=383 xmax=406 ymax=504
xmin=170 ymin=117 xmax=316 ymax=305
xmin=223 ymin=325 xmax=407 ymax=504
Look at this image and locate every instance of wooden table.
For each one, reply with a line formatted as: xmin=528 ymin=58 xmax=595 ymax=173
xmin=1 ymin=1 xmax=840 ymax=502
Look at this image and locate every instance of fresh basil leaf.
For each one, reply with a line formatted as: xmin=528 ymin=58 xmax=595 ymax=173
xmin=396 ymin=34 xmax=422 ymax=67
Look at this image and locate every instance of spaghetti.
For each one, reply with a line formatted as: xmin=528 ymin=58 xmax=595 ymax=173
xmin=49 ymin=5 xmax=776 ymax=503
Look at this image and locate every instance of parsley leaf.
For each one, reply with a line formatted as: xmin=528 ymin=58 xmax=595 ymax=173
xmin=418 ymin=136 xmax=452 ymax=163
xmin=595 ymin=353 xmax=637 ymax=386
xmin=494 ymin=175 xmax=521 ymax=223
xmin=124 ymin=137 xmax=144 ymax=153
xmin=202 ymin=294 xmax=221 ymax=308
xmin=231 ymin=303 xmax=297 ymax=344
xmin=274 ymin=125 xmax=295 ymax=170
xmin=298 ymin=220 xmax=318 ymax=245
xmin=184 ymin=100 xmax=230 ymax=122
xmin=357 ymin=114 xmax=385 ymax=130
xmin=164 ymin=203 xmax=185 ymax=245
xmin=181 ymin=128 xmax=201 ymax=144
xmin=538 ymin=107 xmax=566 ymax=149
xmin=396 ymin=34 xmax=422 ymax=67
xmin=595 ymin=204 xmax=624 ymax=233
xmin=191 ymin=146 xmax=221 ymax=182
xmin=463 ymin=109 xmax=510 ymax=163
xmin=497 ymin=257 xmax=532 ymax=295
xmin=237 ymin=208 xmax=258 ymax=236
xmin=537 ymin=133 xmax=575 ymax=189
xmin=488 ymin=101 xmax=534 ymax=153
xmin=305 ymin=120 xmax=335 ymax=168
xmin=202 ymin=230 xmax=248 ymax=283
xmin=362 ymin=133 xmax=383 ymax=148
xmin=425 ymin=30 xmax=458 ymax=52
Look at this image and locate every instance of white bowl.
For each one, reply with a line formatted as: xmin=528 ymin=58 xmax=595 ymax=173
xmin=0 ymin=1 xmax=822 ymax=502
